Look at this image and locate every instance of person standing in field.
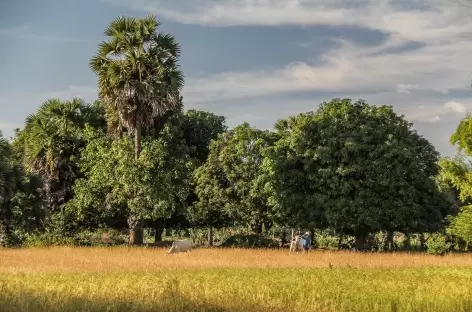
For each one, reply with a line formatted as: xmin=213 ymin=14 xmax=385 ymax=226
xmin=300 ymin=231 xmax=312 ymax=252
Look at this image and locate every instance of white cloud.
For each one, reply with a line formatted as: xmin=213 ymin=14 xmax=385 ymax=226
xmin=101 ymin=0 xmax=472 ymax=105
xmin=444 ymin=101 xmax=467 ymax=114
xmin=183 ymin=35 xmax=472 ymax=103
xmin=103 ymin=0 xmax=472 ymax=37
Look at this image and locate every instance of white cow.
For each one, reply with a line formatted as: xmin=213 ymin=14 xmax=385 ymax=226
xmin=167 ymin=239 xmax=192 ymax=254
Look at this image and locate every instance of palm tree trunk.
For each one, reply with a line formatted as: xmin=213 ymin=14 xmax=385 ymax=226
xmin=134 ymin=127 xmax=142 ymax=160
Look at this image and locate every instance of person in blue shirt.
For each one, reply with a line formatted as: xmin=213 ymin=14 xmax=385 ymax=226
xmin=300 ymin=231 xmax=312 ymax=252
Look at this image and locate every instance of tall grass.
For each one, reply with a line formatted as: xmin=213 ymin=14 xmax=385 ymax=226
xmin=1 ymin=247 xmax=472 ymax=311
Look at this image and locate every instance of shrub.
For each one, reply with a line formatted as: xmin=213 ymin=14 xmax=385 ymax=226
xmin=22 ymin=232 xmax=76 ymax=247
xmin=73 ymin=229 xmax=128 ymax=246
xmin=220 ymin=234 xmax=279 ymax=248
xmin=426 ymin=233 xmax=451 ymax=255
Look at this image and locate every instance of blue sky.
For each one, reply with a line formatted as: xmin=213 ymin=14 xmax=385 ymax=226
xmin=1 ymin=0 xmax=472 ymax=155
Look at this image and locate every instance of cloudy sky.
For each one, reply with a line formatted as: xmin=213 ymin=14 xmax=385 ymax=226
xmin=1 ymin=0 xmax=472 ymax=155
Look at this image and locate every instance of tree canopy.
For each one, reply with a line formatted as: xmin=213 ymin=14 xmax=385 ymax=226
xmin=265 ymin=99 xmax=451 ymax=249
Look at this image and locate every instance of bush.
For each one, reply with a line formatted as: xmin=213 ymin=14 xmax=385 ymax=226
xmin=0 ymin=224 xmax=22 ymax=247
xmin=426 ymin=233 xmax=451 ymax=255
xmin=316 ymin=231 xmax=340 ymax=249
xmin=22 ymin=232 xmax=76 ymax=247
xmin=21 ymin=229 xmax=128 ymax=247
xmin=73 ymin=229 xmax=128 ymax=246
xmin=220 ymin=234 xmax=279 ymax=248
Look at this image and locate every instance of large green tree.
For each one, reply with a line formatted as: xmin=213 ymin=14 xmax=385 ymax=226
xmin=265 ymin=98 xmax=449 ymax=250
xmin=193 ymin=123 xmax=278 ymax=234
xmin=90 ymin=15 xmax=184 ymax=159
xmin=68 ymin=113 xmax=193 ymax=245
xmin=12 ymin=99 xmax=104 ymax=215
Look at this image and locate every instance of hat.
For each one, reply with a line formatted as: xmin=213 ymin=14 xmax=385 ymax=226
xmin=305 ymin=231 xmax=310 ymax=235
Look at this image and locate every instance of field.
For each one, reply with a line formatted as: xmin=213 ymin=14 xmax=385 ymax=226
xmin=1 ymin=248 xmax=472 ymax=312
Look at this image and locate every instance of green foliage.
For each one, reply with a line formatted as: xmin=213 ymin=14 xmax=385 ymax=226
xmin=182 ymin=109 xmax=227 ymax=164
xmin=22 ymin=232 xmax=76 ymax=247
xmin=0 ymin=131 xmax=45 ymax=246
xmin=220 ymin=234 xmax=279 ymax=248
xmin=73 ymin=229 xmax=128 ymax=246
xmin=450 ymin=114 xmax=472 ymax=155
xmin=316 ymin=230 xmax=341 ymax=249
xmin=438 ymin=156 xmax=472 ymax=202
xmin=426 ymin=233 xmax=451 ymax=255
xmin=447 ymin=205 xmax=472 ymax=246
xmin=193 ymin=123 xmax=278 ymax=233
xmin=11 ymin=98 xmax=105 ymax=214
xmin=265 ymin=98 xmax=449 ymax=244
xmin=68 ymin=117 xmax=194 ymax=237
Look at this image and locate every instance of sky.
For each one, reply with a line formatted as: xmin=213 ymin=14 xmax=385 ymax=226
xmin=0 ymin=0 xmax=472 ymax=156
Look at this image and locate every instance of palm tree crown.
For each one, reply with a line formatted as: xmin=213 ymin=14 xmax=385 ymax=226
xmin=89 ymin=15 xmax=184 ymax=158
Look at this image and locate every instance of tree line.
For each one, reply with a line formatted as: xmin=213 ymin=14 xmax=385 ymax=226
xmin=1 ymin=15 xmax=472 ymax=251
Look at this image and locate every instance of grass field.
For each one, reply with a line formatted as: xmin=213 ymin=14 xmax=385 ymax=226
xmin=1 ymin=247 xmax=472 ymax=312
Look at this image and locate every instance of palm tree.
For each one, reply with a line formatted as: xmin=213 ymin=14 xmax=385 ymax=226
xmin=89 ymin=15 xmax=184 ymax=159
xmin=16 ymin=98 xmax=100 ymax=213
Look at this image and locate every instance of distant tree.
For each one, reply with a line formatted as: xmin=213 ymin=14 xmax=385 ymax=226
xmin=193 ymin=123 xmax=278 ymax=235
xmin=265 ymin=98 xmax=448 ymax=250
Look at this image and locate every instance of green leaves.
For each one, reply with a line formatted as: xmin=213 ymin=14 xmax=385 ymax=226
xmin=192 ymin=123 xmax=277 ymax=233
xmin=450 ymin=114 xmax=472 ymax=155
xmin=447 ymin=205 xmax=472 ymax=245
xmin=68 ymin=116 xmax=194 ymax=227
xmin=266 ymin=98 xmax=446 ymax=234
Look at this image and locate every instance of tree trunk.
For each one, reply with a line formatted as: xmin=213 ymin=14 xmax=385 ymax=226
xmin=128 ymin=215 xmax=144 ymax=245
xmin=310 ymin=229 xmax=315 ymax=248
xmin=337 ymin=233 xmax=343 ymax=250
xmin=281 ymin=229 xmax=288 ymax=247
xmin=153 ymin=219 xmax=166 ymax=242
xmin=134 ymin=127 xmax=142 ymax=160
xmin=355 ymin=232 xmax=367 ymax=251
xmin=208 ymin=226 xmax=214 ymax=246
xmin=251 ymin=222 xmax=263 ymax=234
xmin=263 ymin=221 xmax=273 ymax=233
xmin=383 ymin=230 xmax=394 ymax=252
xmin=403 ymin=232 xmax=411 ymax=250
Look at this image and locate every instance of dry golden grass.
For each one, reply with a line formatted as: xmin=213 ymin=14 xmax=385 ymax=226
xmin=1 ymin=247 xmax=472 ymax=312
xmin=1 ymin=247 xmax=472 ymax=273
